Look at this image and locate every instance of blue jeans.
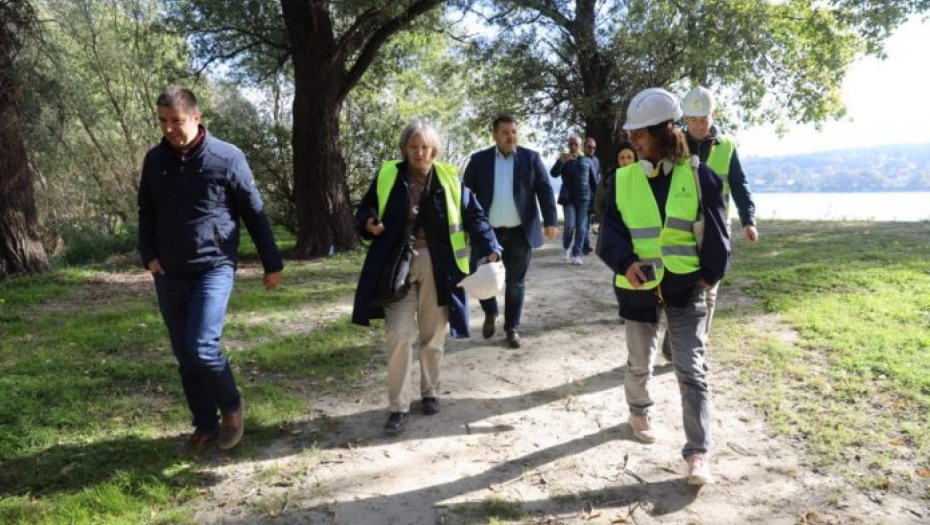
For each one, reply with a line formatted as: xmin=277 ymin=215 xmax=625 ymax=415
xmin=624 ymin=286 xmax=711 ymax=458
xmin=472 ymin=227 xmax=532 ymax=332
xmin=153 ymin=266 xmax=240 ymax=433
xmin=562 ymin=200 xmax=591 ymax=257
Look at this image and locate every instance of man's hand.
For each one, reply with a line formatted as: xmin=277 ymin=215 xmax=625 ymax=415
xmin=559 ymin=152 xmax=573 ymax=163
xmin=147 ymin=259 xmax=165 ymax=275
xmin=744 ymin=225 xmax=759 ymax=243
xmin=487 ymin=252 xmax=501 ymax=262
xmin=366 ymin=218 xmax=385 ymax=236
xmin=624 ymin=262 xmax=648 ymax=289
xmin=697 ymin=278 xmax=710 ymax=290
xmin=544 ymin=226 xmax=558 ymax=241
xmin=263 ymin=272 xmax=282 ymax=290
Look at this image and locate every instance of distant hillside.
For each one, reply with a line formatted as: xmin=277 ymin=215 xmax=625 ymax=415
xmin=741 ymin=143 xmax=930 ymax=192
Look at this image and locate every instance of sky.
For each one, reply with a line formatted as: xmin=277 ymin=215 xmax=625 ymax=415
xmin=737 ymin=16 xmax=930 ymax=159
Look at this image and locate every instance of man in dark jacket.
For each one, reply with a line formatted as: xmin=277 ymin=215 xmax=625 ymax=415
xmin=138 ymin=86 xmax=283 ymax=451
xmin=550 ymin=135 xmax=599 ymax=265
xmin=463 ymin=114 xmax=558 ymax=348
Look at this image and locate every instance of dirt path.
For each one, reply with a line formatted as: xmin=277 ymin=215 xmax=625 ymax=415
xmin=195 ymin=240 xmax=926 ymax=524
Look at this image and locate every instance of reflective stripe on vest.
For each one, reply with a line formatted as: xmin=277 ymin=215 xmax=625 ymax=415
xmin=373 ymin=160 xmax=470 ymax=274
xmin=706 ymin=136 xmax=734 ymax=197
xmin=613 ymin=160 xmax=701 ymax=290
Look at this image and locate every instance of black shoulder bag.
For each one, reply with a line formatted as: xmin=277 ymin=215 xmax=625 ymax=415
xmin=370 ymin=173 xmax=431 ymax=307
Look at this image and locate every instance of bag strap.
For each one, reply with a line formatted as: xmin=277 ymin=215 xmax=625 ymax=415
xmin=690 ymin=155 xmax=704 ymax=215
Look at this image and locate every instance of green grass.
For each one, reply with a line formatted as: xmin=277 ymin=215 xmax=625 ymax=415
xmin=713 ymin=220 xmax=930 ymax=496
xmin=0 ymin=249 xmax=372 ymax=524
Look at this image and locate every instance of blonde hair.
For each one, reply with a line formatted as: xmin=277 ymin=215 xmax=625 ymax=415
xmin=399 ymin=118 xmax=442 ymax=161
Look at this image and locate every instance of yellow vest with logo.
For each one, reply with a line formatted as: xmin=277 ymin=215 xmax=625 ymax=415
xmin=374 ymin=160 xmax=470 ymax=274
xmin=614 ymin=159 xmax=701 ymax=290
xmin=705 ymin=136 xmax=735 ymax=197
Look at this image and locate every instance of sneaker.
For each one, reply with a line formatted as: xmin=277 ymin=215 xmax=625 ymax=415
xmin=686 ymin=454 xmax=714 ymax=486
xmin=628 ymin=413 xmax=656 ymax=443
xmin=422 ymin=397 xmax=440 ymax=415
xmin=563 ymin=249 xmax=571 ymax=262
xmin=384 ymin=412 xmax=407 ymax=435
xmin=571 ymin=256 xmax=583 ymax=265
xmin=218 ymin=401 xmax=245 ymax=450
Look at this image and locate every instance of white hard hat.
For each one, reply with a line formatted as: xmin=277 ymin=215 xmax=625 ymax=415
xmin=457 ymin=261 xmax=505 ymax=300
xmin=623 ymin=88 xmax=683 ymax=131
xmin=681 ymin=86 xmax=716 ymax=117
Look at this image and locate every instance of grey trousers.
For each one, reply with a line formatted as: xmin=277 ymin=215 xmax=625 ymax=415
xmin=625 ymin=287 xmax=712 ymax=457
xmin=384 ymin=249 xmax=449 ymax=413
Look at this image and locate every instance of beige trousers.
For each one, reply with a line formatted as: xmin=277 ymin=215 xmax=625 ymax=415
xmin=383 ymin=248 xmax=449 ymax=413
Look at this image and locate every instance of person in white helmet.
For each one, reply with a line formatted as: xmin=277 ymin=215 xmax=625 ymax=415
xmin=658 ymin=86 xmax=758 ymax=361
xmin=597 ymin=87 xmax=730 ymax=486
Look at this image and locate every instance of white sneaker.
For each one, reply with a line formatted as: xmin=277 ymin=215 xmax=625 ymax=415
xmin=686 ymin=453 xmax=714 ymax=486
xmin=563 ymin=249 xmax=571 ymax=262
xmin=627 ymin=414 xmax=656 ymax=443
xmin=571 ymin=256 xmax=583 ymax=265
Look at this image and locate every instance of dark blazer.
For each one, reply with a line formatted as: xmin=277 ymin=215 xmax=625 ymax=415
xmin=462 ymin=146 xmax=557 ymax=249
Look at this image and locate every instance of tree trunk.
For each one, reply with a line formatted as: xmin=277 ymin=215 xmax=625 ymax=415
xmin=289 ymin=66 xmax=356 ymax=257
xmin=282 ymin=0 xmax=357 ymax=258
xmin=0 ymin=17 xmax=49 ymax=278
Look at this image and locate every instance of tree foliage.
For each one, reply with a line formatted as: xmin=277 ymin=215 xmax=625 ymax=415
xmin=22 ymin=0 xmax=190 ymax=233
xmin=467 ymin=0 xmax=930 ymax=165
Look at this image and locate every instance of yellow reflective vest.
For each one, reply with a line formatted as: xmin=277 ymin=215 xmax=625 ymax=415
xmin=373 ymin=160 xmax=470 ymax=274
xmin=614 ymin=159 xmax=701 ymax=290
xmin=705 ymin=136 xmax=735 ymax=198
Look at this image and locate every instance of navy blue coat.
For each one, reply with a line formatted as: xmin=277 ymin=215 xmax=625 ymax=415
xmin=138 ymin=131 xmax=283 ymax=275
xmin=550 ymin=155 xmax=599 ymax=204
xmin=462 ymin=146 xmax=558 ymax=249
xmin=352 ymin=161 xmax=501 ymax=338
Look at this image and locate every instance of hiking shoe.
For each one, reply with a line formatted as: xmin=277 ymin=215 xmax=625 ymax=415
xmin=422 ymin=397 xmax=440 ymax=416
xmin=506 ymin=329 xmax=521 ymax=349
xmin=384 ymin=412 xmax=407 ymax=435
xmin=563 ymin=249 xmax=571 ymax=262
xmin=686 ymin=453 xmax=714 ymax=486
xmin=571 ymin=256 xmax=583 ymax=265
xmin=188 ymin=429 xmax=218 ymax=451
xmin=628 ymin=413 xmax=656 ymax=443
xmin=482 ymin=313 xmax=497 ymax=339
xmin=218 ymin=402 xmax=244 ymax=450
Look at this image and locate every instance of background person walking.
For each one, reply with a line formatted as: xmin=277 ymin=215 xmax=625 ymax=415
xmin=550 ymin=134 xmax=598 ymax=265
xmin=462 ymin=114 xmax=558 ymax=349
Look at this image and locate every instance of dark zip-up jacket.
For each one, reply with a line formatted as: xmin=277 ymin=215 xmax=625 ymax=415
xmin=687 ymin=125 xmax=756 ymax=227
xmin=138 ymin=130 xmax=283 ymax=275
xmin=550 ymin=155 xmax=599 ymax=203
xmin=597 ymin=161 xmax=731 ymax=322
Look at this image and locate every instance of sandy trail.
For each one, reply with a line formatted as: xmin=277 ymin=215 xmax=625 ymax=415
xmin=194 ymin=239 xmax=925 ymax=524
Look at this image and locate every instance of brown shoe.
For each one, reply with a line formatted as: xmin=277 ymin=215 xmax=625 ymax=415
xmin=188 ymin=430 xmax=219 ymax=451
xmin=218 ymin=402 xmax=244 ymax=450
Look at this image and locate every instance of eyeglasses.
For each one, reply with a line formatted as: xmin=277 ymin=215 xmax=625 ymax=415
xmin=585 ymin=145 xmax=596 ymax=150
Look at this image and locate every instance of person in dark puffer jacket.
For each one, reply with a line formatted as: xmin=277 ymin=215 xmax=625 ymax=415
xmin=138 ymin=86 xmax=283 ymax=452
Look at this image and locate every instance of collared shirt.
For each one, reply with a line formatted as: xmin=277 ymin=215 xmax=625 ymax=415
xmin=489 ymin=147 xmax=521 ymax=227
